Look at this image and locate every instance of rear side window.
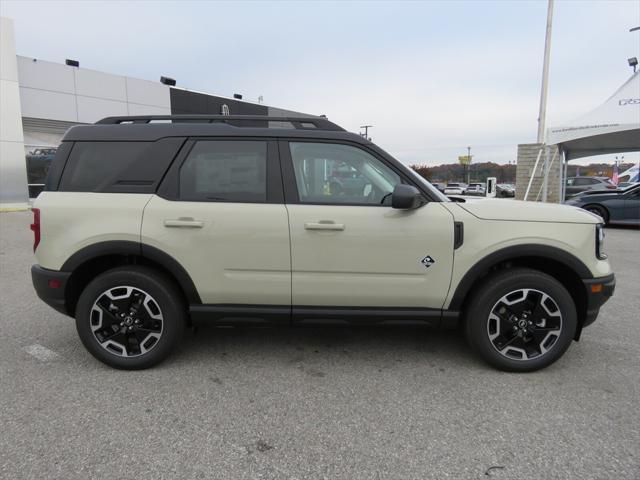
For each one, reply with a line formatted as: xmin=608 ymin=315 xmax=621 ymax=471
xmin=59 ymin=138 xmax=184 ymax=193
xmin=179 ymin=140 xmax=267 ymax=202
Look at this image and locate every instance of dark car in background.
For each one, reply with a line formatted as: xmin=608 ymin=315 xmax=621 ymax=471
xmin=565 ymin=184 xmax=640 ymax=226
xmin=497 ymin=183 xmax=515 ymax=198
xmin=26 ymin=147 xmax=57 ymax=197
xmin=565 ymin=176 xmax=616 ymax=198
xmin=26 ymin=148 xmax=56 ymax=180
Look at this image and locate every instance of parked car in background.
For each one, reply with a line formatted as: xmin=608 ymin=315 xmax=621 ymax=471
xmin=444 ymin=183 xmax=467 ymax=195
xmin=26 ymin=147 xmax=58 ymax=197
xmin=565 ymin=184 xmax=640 ymax=226
xmin=565 ymin=176 xmax=616 ymax=198
xmin=466 ymin=183 xmax=486 ymax=196
xmin=497 ymin=183 xmax=515 ymax=198
xmin=430 ymin=182 xmax=446 ymax=193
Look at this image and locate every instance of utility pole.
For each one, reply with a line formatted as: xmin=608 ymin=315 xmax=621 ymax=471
xmin=360 ymin=125 xmax=373 ymax=141
xmin=537 ymin=0 xmax=554 ymax=143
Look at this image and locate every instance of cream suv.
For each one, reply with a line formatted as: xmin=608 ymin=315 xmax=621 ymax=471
xmin=30 ymin=115 xmax=615 ymax=371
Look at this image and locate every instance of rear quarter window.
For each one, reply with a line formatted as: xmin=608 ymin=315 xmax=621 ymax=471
xmin=59 ymin=138 xmax=184 ymax=193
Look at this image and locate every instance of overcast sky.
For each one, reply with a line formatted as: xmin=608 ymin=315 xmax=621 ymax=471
xmin=2 ymin=0 xmax=639 ymax=166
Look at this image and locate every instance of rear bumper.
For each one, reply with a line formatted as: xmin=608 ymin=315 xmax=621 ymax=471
xmin=582 ymin=273 xmax=616 ymax=328
xmin=31 ymin=265 xmax=71 ymax=316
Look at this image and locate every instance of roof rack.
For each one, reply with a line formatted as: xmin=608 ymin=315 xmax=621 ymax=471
xmin=95 ymin=115 xmax=345 ymax=131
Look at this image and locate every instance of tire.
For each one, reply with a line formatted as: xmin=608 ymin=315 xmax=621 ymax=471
xmin=583 ymin=204 xmax=609 ymax=224
xmin=464 ymin=268 xmax=577 ymax=372
xmin=75 ymin=266 xmax=186 ymax=369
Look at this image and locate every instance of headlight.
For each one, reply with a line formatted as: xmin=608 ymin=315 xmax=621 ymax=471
xmin=596 ymin=224 xmax=606 ymax=260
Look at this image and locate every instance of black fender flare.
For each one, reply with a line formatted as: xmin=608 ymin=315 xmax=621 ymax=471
xmin=61 ymin=240 xmax=201 ymax=304
xmin=448 ymin=244 xmax=592 ymax=311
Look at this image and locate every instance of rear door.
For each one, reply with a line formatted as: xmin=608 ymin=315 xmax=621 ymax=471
xmin=280 ymin=140 xmax=454 ymax=320
xmin=141 ymin=138 xmax=291 ymax=313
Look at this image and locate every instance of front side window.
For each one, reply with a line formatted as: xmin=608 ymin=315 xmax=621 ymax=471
xmin=179 ymin=140 xmax=267 ymax=202
xmin=288 ymin=142 xmax=401 ymax=205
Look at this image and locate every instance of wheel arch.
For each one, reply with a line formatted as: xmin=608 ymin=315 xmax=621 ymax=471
xmin=581 ymin=203 xmax=609 ymax=223
xmin=62 ymin=241 xmax=201 ymax=316
xmin=450 ymin=244 xmax=590 ymax=334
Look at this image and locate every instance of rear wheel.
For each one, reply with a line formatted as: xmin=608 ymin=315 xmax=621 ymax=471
xmin=75 ymin=266 xmax=186 ymax=369
xmin=583 ymin=204 xmax=609 ymax=224
xmin=465 ymin=268 xmax=577 ymax=372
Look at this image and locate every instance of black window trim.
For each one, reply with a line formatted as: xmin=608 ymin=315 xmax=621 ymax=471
xmin=157 ymin=136 xmax=284 ymax=204
xmin=278 ymin=138 xmax=433 ymax=207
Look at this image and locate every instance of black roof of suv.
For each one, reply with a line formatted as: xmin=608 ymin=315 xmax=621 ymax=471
xmin=49 ymin=115 xmax=445 ymax=203
xmin=63 ymin=115 xmax=366 ymax=143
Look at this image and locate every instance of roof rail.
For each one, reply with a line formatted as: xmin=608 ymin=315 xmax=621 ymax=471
xmin=95 ymin=115 xmax=345 ymax=131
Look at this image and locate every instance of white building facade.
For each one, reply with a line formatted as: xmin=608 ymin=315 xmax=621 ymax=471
xmin=0 ymin=16 xmax=308 ymax=208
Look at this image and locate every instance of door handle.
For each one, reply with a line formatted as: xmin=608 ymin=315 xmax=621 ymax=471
xmin=304 ymin=221 xmax=345 ymax=231
xmin=163 ymin=218 xmax=204 ymax=228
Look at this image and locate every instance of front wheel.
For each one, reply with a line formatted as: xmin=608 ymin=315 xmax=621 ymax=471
xmin=465 ymin=268 xmax=577 ymax=372
xmin=75 ymin=266 xmax=186 ymax=369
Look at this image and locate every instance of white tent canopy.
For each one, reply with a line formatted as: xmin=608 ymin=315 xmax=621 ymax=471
xmin=546 ymin=71 xmax=640 ymax=160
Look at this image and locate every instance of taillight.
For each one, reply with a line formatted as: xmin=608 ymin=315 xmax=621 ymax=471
xmin=30 ymin=208 xmax=40 ymax=252
xmin=606 ymin=184 xmax=617 ymax=189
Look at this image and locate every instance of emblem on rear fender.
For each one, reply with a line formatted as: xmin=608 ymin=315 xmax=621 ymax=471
xmin=420 ymin=255 xmax=435 ymax=268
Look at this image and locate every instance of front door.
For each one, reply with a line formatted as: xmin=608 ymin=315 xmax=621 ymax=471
xmin=281 ymin=140 xmax=454 ymax=317
xmin=142 ymin=139 xmax=291 ymax=310
xmin=623 ymin=187 xmax=640 ymax=221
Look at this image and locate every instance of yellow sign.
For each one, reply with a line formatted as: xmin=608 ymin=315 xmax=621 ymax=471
xmin=458 ymin=155 xmax=472 ymax=165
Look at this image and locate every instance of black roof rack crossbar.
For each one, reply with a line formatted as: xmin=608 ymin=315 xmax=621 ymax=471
xmin=96 ymin=115 xmax=345 ymax=131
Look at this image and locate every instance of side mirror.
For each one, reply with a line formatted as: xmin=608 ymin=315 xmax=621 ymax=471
xmin=391 ymin=184 xmax=424 ymax=209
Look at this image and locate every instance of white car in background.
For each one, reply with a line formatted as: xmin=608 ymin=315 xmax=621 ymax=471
xmin=466 ymin=183 xmax=486 ymax=196
xmin=444 ymin=183 xmax=467 ymax=195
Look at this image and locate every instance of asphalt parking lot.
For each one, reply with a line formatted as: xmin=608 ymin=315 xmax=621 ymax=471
xmin=1 ymin=211 xmax=638 ymax=480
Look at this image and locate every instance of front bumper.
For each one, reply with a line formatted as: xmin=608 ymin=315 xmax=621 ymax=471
xmin=31 ymin=265 xmax=71 ymax=316
xmin=582 ymin=273 xmax=616 ymax=328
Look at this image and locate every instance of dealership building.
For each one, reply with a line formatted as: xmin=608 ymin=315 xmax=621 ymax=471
xmin=0 ymin=16 xmax=310 ymax=209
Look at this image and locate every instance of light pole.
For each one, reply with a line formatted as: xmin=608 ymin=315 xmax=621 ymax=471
xmin=467 ymin=146 xmax=471 ymax=183
xmin=537 ymin=0 xmax=554 ymax=144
